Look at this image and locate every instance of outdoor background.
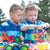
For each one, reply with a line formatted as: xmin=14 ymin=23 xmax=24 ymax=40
xmin=0 ymin=0 xmax=50 ymax=41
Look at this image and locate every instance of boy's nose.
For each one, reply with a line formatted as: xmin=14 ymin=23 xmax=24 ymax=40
xmin=32 ymin=17 xmax=35 ymax=19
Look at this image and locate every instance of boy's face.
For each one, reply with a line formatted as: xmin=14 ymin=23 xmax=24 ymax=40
xmin=10 ymin=10 xmax=24 ymax=23
xmin=26 ymin=10 xmax=38 ymax=23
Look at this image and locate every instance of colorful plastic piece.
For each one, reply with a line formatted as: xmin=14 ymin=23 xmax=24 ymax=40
xmin=31 ymin=34 xmax=38 ymax=40
xmin=20 ymin=45 xmax=28 ymax=50
xmin=37 ymin=43 xmax=48 ymax=50
xmin=5 ymin=45 xmax=12 ymax=50
xmin=0 ymin=45 xmax=4 ymax=50
xmin=15 ymin=37 xmax=21 ymax=43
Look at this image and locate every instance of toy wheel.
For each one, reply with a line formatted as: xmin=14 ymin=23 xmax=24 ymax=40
xmin=15 ymin=37 xmax=21 ymax=43
xmin=12 ymin=45 xmax=20 ymax=50
xmin=5 ymin=45 xmax=12 ymax=50
xmin=20 ymin=45 xmax=28 ymax=50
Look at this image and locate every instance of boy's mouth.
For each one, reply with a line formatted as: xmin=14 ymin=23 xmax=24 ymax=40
xmin=31 ymin=20 xmax=34 ymax=22
xmin=31 ymin=19 xmax=35 ymax=22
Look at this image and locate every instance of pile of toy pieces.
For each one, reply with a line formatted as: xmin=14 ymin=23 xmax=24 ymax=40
xmin=0 ymin=28 xmax=50 ymax=50
xmin=0 ymin=42 xmax=50 ymax=50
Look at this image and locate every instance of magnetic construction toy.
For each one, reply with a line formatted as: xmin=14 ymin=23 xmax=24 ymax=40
xmin=31 ymin=29 xmax=48 ymax=43
xmin=0 ymin=31 xmax=22 ymax=43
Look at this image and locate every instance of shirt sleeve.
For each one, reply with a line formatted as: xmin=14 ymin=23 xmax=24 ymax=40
xmin=0 ymin=25 xmax=2 ymax=35
xmin=20 ymin=21 xmax=27 ymax=31
xmin=20 ymin=22 xmax=26 ymax=37
xmin=37 ymin=20 xmax=45 ymax=25
xmin=37 ymin=20 xmax=48 ymax=30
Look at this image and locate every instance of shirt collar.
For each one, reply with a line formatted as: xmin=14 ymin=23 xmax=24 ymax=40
xmin=7 ymin=20 xmax=21 ymax=27
xmin=26 ymin=20 xmax=36 ymax=24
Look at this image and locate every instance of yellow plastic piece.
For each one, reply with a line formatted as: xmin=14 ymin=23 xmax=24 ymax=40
xmin=10 ymin=43 xmax=15 ymax=46
xmin=37 ymin=43 xmax=48 ymax=50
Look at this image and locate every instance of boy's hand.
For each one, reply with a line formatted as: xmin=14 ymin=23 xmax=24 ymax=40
xmin=41 ymin=23 xmax=50 ymax=28
xmin=38 ymin=25 xmax=43 ymax=29
xmin=37 ymin=23 xmax=50 ymax=29
xmin=20 ymin=36 xmax=24 ymax=41
xmin=45 ymin=23 xmax=50 ymax=28
xmin=30 ymin=25 xmax=38 ymax=28
xmin=19 ymin=32 xmax=24 ymax=41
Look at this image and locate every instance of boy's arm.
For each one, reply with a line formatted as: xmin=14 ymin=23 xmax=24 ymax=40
xmin=20 ymin=25 xmax=38 ymax=31
xmin=38 ymin=23 xmax=50 ymax=30
xmin=37 ymin=20 xmax=50 ymax=29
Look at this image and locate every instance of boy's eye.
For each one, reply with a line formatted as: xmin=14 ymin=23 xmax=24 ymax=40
xmin=18 ymin=15 xmax=20 ymax=16
xmin=18 ymin=15 xmax=22 ymax=17
xmin=29 ymin=15 xmax=33 ymax=16
xmin=34 ymin=15 xmax=36 ymax=16
xmin=34 ymin=15 xmax=37 ymax=16
xmin=17 ymin=15 xmax=23 ymax=17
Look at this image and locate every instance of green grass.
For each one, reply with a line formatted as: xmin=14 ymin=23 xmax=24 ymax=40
xmin=47 ymin=34 xmax=50 ymax=41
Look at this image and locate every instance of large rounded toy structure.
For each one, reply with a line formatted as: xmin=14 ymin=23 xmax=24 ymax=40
xmin=31 ymin=29 xmax=47 ymax=43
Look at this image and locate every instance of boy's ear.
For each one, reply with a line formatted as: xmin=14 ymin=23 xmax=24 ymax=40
xmin=10 ymin=12 xmax=13 ymax=17
xmin=24 ymin=13 xmax=27 ymax=17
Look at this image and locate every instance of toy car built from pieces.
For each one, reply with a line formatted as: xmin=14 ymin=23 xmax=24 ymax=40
xmin=0 ymin=31 xmax=15 ymax=42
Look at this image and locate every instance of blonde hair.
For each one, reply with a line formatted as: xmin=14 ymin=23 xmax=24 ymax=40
xmin=25 ymin=4 xmax=38 ymax=12
xmin=9 ymin=4 xmax=23 ymax=13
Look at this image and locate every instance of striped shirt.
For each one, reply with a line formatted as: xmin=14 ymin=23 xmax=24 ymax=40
xmin=0 ymin=20 xmax=22 ymax=36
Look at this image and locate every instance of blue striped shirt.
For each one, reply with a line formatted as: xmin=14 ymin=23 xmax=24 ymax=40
xmin=0 ymin=20 xmax=22 ymax=36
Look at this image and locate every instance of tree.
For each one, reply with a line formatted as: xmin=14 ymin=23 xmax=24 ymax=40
xmin=20 ymin=0 xmax=27 ymax=22
xmin=29 ymin=0 xmax=32 ymax=3
xmin=0 ymin=8 xmax=7 ymax=24
xmin=37 ymin=0 xmax=50 ymax=23
xmin=21 ymin=0 xmax=25 ymax=10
